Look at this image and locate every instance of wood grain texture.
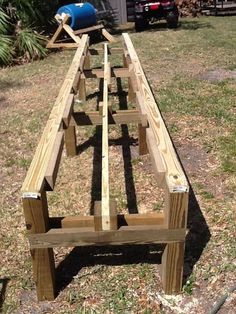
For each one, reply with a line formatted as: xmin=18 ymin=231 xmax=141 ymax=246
xmin=101 ymin=43 xmax=111 ymax=231
xmin=22 ymin=35 xmax=88 ymax=195
xmin=138 ymin=124 xmax=148 ymax=155
xmin=23 ymin=191 xmax=55 ymax=300
xmin=146 ymin=128 xmax=166 ymax=187
xmin=62 ymin=93 xmax=74 ymax=128
xmin=162 ymin=191 xmax=188 ymax=294
xmin=29 ymin=227 xmax=186 ymax=249
xmin=49 ymin=212 xmax=165 ymax=229
xmin=73 ymin=110 xmax=141 ymax=126
xmin=102 ymin=29 xmax=116 ymax=43
xmin=82 ymin=68 xmax=130 ymax=79
xmin=123 ymin=33 xmax=188 ymax=193
xmin=45 ymin=131 xmax=64 ymax=191
xmin=65 ymin=125 xmax=77 ymax=157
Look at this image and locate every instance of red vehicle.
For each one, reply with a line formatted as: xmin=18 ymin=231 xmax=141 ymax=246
xmin=134 ymin=0 xmax=179 ymax=31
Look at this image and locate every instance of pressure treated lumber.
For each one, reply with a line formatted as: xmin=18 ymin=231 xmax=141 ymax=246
xmin=162 ymin=190 xmax=188 ymax=293
xmin=22 ymin=35 xmax=88 ymax=195
xmin=123 ymin=33 xmax=188 ymax=194
xmin=82 ymin=68 xmax=130 ymax=79
xmin=29 ymin=227 xmax=186 ymax=249
xmin=45 ymin=131 xmax=64 ymax=190
xmin=23 ymin=191 xmax=55 ymax=300
xmin=73 ymin=110 xmax=142 ymax=126
xmin=101 ymin=43 xmax=113 ymax=231
xmin=49 ymin=212 xmax=165 ymax=229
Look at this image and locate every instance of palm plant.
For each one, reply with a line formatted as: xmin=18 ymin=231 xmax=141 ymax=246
xmin=0 ymin=0 xmax=60 ymax=65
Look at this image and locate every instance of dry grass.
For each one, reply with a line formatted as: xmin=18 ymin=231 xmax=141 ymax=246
xmin=0 ymin=16 xmax=236 ymax=313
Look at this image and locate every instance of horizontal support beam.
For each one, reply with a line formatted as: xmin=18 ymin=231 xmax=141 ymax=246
xmin=72 ymin=110 xmax=143 ymax=126
xmin=82 ymin=68 xmax=130 ymax=79
xmin=45 ymin=131 xmax=64 ymax=191
xmin=49 ymin=212 xmax=165 ymax=229
xmin=29 ymin=226 xmax=186 ymax=248
xmin=89 ymin=48 xmax=124 ymax=55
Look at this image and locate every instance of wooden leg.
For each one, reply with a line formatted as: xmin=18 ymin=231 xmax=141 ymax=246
xmin=23 ymin=191 xmax=56 ymax=301
xmin=161 ymin=242 xmax=185 ymax=294
xmin=31 ymin=248 xmax=55 ymax=300
xmin=161 ymin=190 xmax=188 ymax=294
xmin=79 ymin=78 xmax=86 ymax=101
xmin=138 ymin=124 xmax=148 ymax=155
xmin=65 ymin=125 xmax=77 ymax=156
xmin=128 ymin=78 xmax=136 ymax=103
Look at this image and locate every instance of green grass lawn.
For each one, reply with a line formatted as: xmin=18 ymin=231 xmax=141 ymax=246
xmin=0 ymin=16 xmax=235 ymax=313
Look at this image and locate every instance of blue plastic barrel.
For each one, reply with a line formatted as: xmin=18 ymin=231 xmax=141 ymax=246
xmin=57 ymin=3 xmax=97 ymax=30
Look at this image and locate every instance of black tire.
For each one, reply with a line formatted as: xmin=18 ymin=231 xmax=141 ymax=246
xmin=166 ymin=6 xmax=179 ymax=29
xmin=135 ymin=18 xmax=148 ymax=32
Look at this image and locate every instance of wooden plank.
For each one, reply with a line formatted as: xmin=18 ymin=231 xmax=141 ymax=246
xmin=72 ymin=72 xmax=81 ymax=95
xmin=63 ymin=24 xmax=81 ymax=44
xmin=65 ymin=125 xmax=77 ymax=157
xmin=22 ymin=35 xmax=88 ymax=195
xmin=123 ymin=33 xmax=188 ymax=194
xmin=135 ymin=91 xmax=148 ymax=127
xmin=74 ymin=24 xmax=104 ymax=35
xmin=46 ymin=15 xmax=70 ymax=49
xmin=162 ymin=191 xmax=188 ymax=294
xmin=29 ymin=226 xmax=186 ymax=249
xmin=62 ymin=93 xmax=74 ymax=128
xmin=82 ymin=68 xmax=130 ymax=79
xmin=78 ymin=77 xmax=86 ymax=101
xmin=23 ymin=191 xmax=55 ymax=300
xmin=47 ymin=43 xmax=80 ymax=49
xmin=101 ymin=43 xmax=111 ymax=231
xmin=49 ymin=212 xmax=165 ymax=229
xmin=73 ymin=110 xmax=142 ymax=126
xmin=146 ymin=128 xmax=166 ymax=187
xmin=89 ymin=47 xmax=124 ymax=55
xmin=45 ymin=131 xmax=64 ymax=191
xmin=138 ymin=124 xmax=148 ymax=156
xmin=102 ymin=29 xmax=116 ymax=43
xmin=94 ymin=200 xmax=117 ymax=231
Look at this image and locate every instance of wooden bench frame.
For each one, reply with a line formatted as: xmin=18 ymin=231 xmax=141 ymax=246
xmin=22 ymin=34 xmax=189 ymax=301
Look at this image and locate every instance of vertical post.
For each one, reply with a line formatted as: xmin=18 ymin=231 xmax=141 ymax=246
xmin=23 ymin=190 xmax=55 ymax=300
xmin=79 ymin=78 xmax=86 ymax=101
xmin=161 ymin=190 xmax=188 ymax=294
xmin=138 ymin=123 xmax=148 ymax=155
xmin=65 ymin=124 xmax=77 ymax=156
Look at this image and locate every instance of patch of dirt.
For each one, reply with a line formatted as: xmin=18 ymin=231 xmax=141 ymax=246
xmin=199 ymin=69 xmax=236 ymax=82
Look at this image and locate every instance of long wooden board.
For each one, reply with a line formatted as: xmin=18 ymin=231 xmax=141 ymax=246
xmin=29 ymin=226 xmax=186 ymax=249
xmin=22 ymin=35 xmax=89 ymax=195
xmin=123 ymin=33 xmax=188 ymax=194
xmin=101 ymin=43 xmax=111 ymax=231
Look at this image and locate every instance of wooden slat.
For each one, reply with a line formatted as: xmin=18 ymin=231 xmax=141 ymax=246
xmin=23 ymin=191 xmax=55 ymax=300
xmin=72 ymin=110 xmax=142 ymax=126
xmin=63 ymin=24 xmax=81 ymax=44
xmin=29 ymin=226 xmax=186 ymax=249
xmin=82 ymin=68 xmax=130 ymax=79
xmin=123 ymin=33 xmax=188 ymax=194
xmin=89 ymin=47 xmax=124 ymax=55
xmin=102 ymin=29 xmax=116 ymax=43
xmin=101 ymin=43 xmax=111 ymax=231
xmin=62 ymin=93 xmax=74 ymax=128
xmin=49 ymin=212 xmax=165 ymax=229
xmin=162 ymin=191 xmax=188 ymax=294
xmin=22 ymin=35 xmax=88 ymax=195
xmin=146 ymin=128 xmax=166 ymax=187
xmin=73 ymin=24 xmax=104 ymax=35
xmin=45 ymin=131 xmax=64 ymax=191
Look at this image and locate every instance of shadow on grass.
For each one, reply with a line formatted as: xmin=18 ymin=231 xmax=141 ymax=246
xmin=57 ymin=75 xmax=210 ymax=296
xmin=0 ymin=278 xmax=10 ymax=312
